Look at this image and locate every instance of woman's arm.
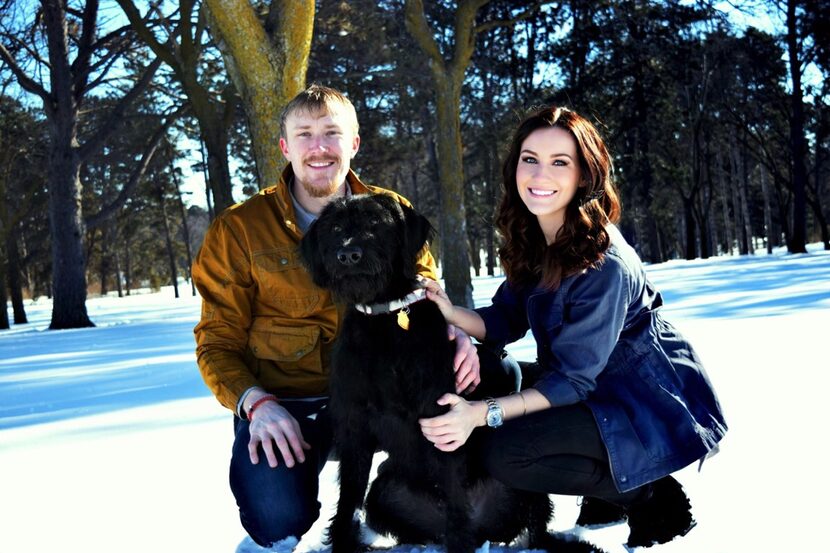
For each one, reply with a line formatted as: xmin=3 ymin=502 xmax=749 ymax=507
xmin=422 ymin=278 xmax=487 ymax=341
xmin=418 ymin=388 xmax=552 ymax=452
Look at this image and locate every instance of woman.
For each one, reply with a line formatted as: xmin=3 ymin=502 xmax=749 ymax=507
xmin=420 ymin=106 xmax=727 ymax=548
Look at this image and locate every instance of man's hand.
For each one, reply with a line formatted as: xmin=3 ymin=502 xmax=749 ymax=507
xmin=248 ymin=401 xmax=311 ymax=468
xmin=449 ymin=325 xmax=480 ymax=394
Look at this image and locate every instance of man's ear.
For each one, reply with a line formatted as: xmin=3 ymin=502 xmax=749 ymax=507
xmin=350 ymin=134 xmax=360 ymax=158
xmin=299 ymin=220 xmax=329 ymax=288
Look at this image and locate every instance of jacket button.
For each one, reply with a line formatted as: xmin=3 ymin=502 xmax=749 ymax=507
xmin=280 ymin=258 xmax=288 ymax=265
xmin=620 ymin=476 xmax=627 ymax=482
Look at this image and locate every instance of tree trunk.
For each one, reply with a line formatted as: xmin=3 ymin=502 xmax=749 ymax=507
xmin=47 ymin=136 xmax=94 ymax=328
xmin=0 ymin=267 xmax=9 ymax=330
xmin=759 ymin=165 xmax=774 ymax=254
xmin=204 ymin=0 xmax=314 ymax=191
xmin=114 ymin=247 xmax=124 ymax=298
xmin=200 ymin=140 xmax=215 ymax=220
xmin=729 ymin=140 xmax=748 ymax=254
xmin=158 ymin=189 xmax=180 ymax=298
xmin=433 ymin=77 xmax=473 ymax=307
xmin=124 ymin=236 xmax=133 ymax=295
xmin=682 ymin=197 xmax=696 ymax=260
xmin=5 ymin=227 xmax=28 ymax=324
xmin=739 ymin=145 xmax=755 ymax=254
xmin=485 ymin=140 xmax=498 ymax=276
xmin=40 ymin=1 xmax=93 ymax=328
xmin=786 ymin=0 xmax=808 ymax=253
xmin=716 ymin=148 xmax=733 ymax=254
xmin=404 ymin=0 xmax=488 ymax=307
xmin=172 ymin=163 xmax=197 ymax=296
xmin=99 ymin=222 xmax=114 ymax=296
xmin=201 ymin=125 xmax=234 ymax=210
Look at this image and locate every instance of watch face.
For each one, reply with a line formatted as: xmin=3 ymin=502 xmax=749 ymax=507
xmin=486 ymin=404 xmax=503 ymax=428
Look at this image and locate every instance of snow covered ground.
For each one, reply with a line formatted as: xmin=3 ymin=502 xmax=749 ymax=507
xmin=2 ymin=244 xmax=829 ymax=553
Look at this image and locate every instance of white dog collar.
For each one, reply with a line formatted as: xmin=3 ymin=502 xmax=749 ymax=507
xmin=353 ymin=287 xmax=427 ymax=315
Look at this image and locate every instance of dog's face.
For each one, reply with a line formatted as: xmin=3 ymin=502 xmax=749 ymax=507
xmin=300 ymin=194 xmax=434 ymax=305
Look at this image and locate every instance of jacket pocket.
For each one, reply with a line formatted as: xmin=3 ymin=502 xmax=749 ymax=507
xmin=248 ymin=320 xmax=321 ymax=366
xmin=252 ymin=246 xmax=321 ymax=318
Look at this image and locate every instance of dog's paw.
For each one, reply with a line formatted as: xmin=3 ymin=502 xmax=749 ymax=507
xmin=329 ymin=519 xmax=363 ymax=553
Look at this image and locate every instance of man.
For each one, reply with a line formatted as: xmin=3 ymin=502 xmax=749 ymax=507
xmin=192 ymin=85 xmax=480 ymax=549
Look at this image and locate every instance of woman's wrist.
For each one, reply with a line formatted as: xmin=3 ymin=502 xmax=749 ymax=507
xmin=473 ymin=400 xmax=488 ymax=427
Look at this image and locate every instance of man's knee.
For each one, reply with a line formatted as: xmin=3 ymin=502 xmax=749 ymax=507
xmin=241 ymin=496 xmax=321 ymax=546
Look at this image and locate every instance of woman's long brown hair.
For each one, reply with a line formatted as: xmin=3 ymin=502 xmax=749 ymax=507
xmin=496 ymin=106 xmax=621 ymax=290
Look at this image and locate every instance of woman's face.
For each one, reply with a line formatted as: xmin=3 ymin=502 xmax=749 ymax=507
xmin=515 ymin=126 xmax=583 ymax=243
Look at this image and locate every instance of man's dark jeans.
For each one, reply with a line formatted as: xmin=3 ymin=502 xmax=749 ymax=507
xmin=229 ymin=398 xmax=332 ymax=547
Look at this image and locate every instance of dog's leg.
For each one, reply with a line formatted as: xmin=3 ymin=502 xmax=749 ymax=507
xmin=525 ymin=493 xmax=554 ymax=548
xmin=329 ymin=432 xmax=376 ymax=553
xmin=440 ymin=456 xmax=477 ymax=553
xmin=364 ymin=461 xmax=444 ymax=544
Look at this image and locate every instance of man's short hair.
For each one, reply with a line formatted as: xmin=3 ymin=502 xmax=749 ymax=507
xmin=280 ymin=85 xmax=359 ymax=137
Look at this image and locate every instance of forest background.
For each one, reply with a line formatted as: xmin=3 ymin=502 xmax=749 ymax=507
xmin=0 ymin=0 xmax=828 ymax=331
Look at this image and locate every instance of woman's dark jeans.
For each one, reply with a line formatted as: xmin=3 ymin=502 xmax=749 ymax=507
xmin=479 ymin=351 xmax=648 ymax=507
xmin=229 ymin=398 xmax=333 ymax=547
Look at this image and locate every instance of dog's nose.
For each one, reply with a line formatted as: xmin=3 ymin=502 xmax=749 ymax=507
xmin=336 ymin=246 xmax=363 ymax=265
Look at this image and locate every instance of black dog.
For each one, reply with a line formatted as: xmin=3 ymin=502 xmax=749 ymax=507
xmin=300 ymin=194 xmax=603 ymax=553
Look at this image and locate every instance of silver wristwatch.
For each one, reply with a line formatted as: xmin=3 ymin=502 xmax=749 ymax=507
xmin=484 ymin=397 xmax=504 ymax=428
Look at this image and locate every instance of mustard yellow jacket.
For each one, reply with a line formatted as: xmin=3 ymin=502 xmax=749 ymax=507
xmin=193 ymin=166 xmax=438 ymax=412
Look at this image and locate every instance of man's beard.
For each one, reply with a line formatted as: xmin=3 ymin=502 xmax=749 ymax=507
xmin=298 ymin=155 xmax=344 ymax=198
xmin=298 ymin=175 xmax=342 ymax=198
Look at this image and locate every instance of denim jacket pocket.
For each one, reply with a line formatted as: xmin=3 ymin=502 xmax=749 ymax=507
xmin=253 ymin=246 xmax=321 ymax=318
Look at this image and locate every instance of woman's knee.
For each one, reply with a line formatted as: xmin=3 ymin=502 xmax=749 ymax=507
xmin=481 ymin=431 xmax=525 ymax=485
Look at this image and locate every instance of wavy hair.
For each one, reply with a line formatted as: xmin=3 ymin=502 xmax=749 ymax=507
xmin=496 ymin=106 xmax=621 ymax=290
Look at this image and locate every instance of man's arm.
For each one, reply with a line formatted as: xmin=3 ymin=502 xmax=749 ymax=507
xmin=193 ymin=216 xmax=260 ymax=411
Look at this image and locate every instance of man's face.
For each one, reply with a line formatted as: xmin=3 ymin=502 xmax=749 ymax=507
xmin=279 ymin=107 xmax=360 ymax=199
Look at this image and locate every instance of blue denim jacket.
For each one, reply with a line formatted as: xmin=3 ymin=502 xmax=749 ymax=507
xmin=477 ymin=226 xmax=727 ymax=492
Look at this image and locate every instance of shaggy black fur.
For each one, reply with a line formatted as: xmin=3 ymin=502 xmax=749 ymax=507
xmin=300 ymin=194 xmax=604 ymax=553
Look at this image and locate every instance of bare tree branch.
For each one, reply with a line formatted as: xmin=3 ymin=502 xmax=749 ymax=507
xmin=85 ymin=104 xmax=188 ymax=229
xmin=79 ymin=56 xmax=163 ymax=160
xmin=116 ymin=0 xmax=180 ymax=69
xmin=404 ymin=0 xmax=445 ymax=70
xmin=70 ymin=0 xmax=100 ymax=98
xmin=474 ymin=1 xmax=550 ymax=35
xmin=0 ymin=42 xmax=51 ymax=103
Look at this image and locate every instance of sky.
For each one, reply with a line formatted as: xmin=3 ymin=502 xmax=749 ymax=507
xmin=1 ymin=242 xmax=829 ymax=553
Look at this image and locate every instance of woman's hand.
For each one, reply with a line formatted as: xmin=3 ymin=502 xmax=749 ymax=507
xmin=421 ymin=278 xmax=455 ymax=323
xmin=419 ymin=393 xmax=485 ymax=452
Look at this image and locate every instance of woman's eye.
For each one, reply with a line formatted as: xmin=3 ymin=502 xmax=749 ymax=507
xmin=521 ymin=156 xmax=537 ymax=164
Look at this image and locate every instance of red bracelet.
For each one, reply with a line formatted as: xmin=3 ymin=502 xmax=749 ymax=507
xmin=247 ymin=394 xmax=278 ymax=421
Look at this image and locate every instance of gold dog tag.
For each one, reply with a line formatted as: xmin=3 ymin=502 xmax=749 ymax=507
xmin=397 ymin=307 xmax=410 ymax=331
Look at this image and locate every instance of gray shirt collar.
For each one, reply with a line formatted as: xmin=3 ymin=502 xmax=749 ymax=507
xmin=288 ymin=178 xmax=351 ymax=233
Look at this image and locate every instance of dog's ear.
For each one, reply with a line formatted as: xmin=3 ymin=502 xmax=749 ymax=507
xmin=399 ymin=202 xmax=436 ymax=263
xmin=299 ymin=219 xmax=330 ymax=288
